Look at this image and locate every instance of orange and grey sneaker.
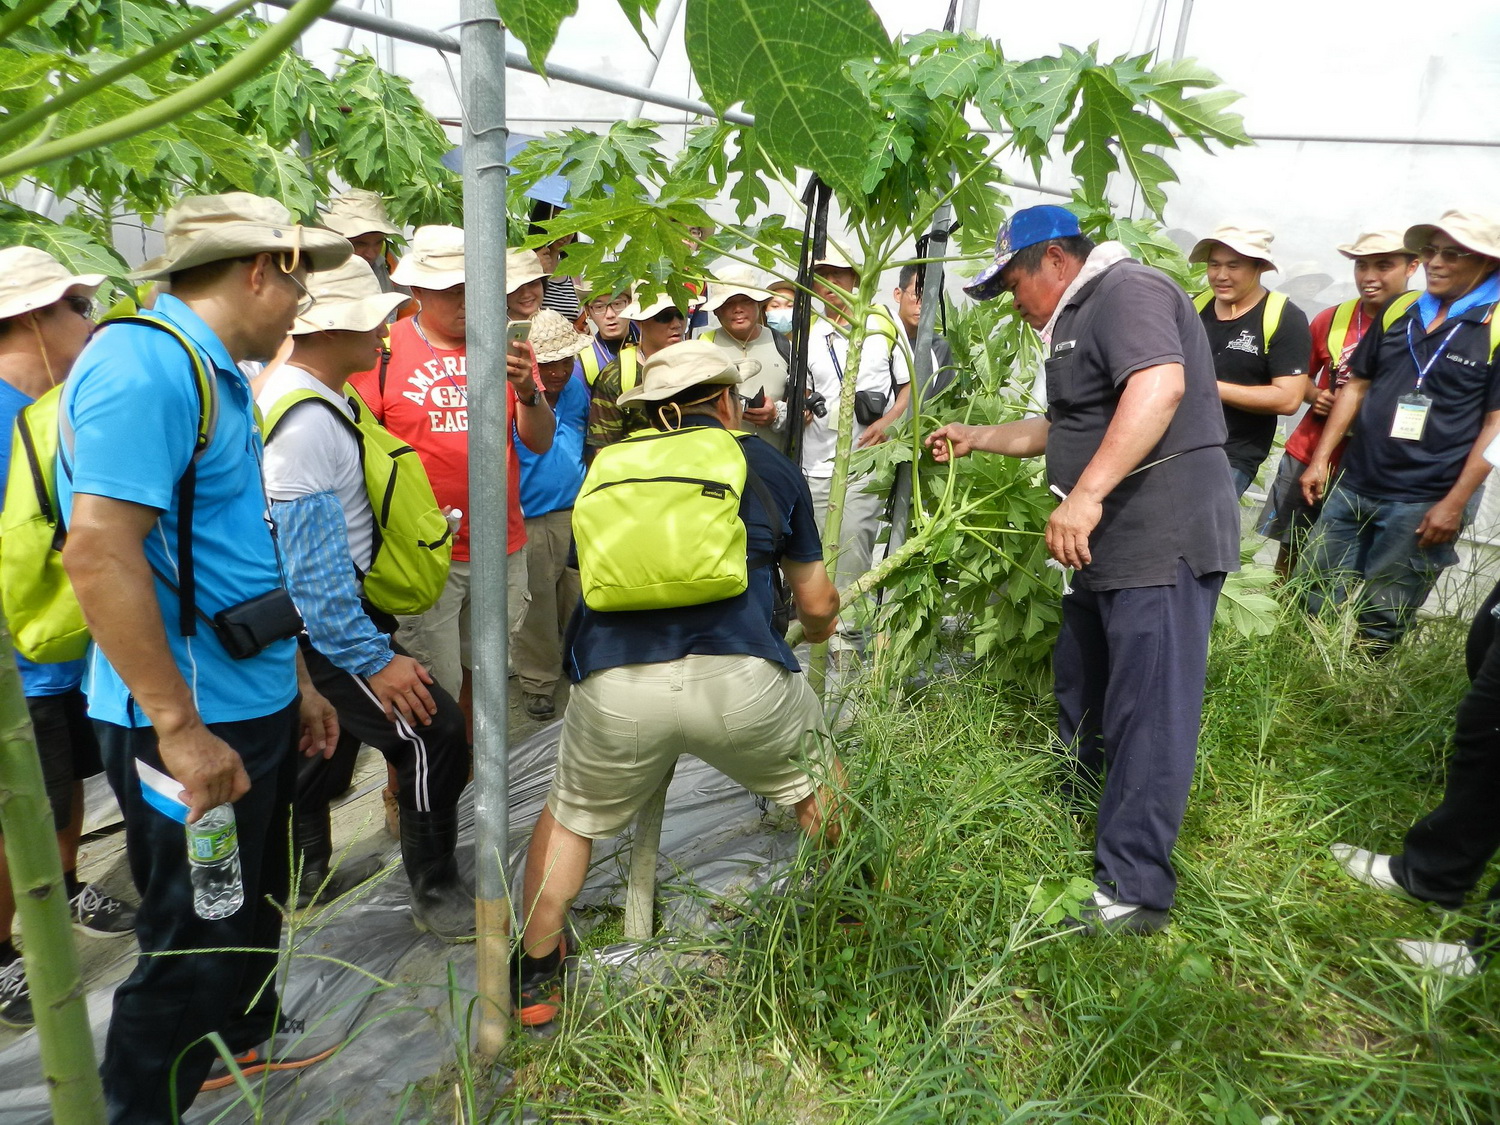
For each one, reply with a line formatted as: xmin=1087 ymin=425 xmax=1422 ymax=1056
xmin=513 ymin=938 xmax=566 ymax=1028
xmin=199 ymin=1030 xmax=338 ymax=1092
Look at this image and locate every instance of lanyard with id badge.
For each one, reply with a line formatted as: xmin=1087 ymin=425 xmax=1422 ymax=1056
xmin=1393 ymin=318 xmax=1465 ymax=442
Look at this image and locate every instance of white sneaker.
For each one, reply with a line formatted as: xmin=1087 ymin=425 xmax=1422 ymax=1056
xmin=1330 ymin=843 xmax=1403 ymax=892
xmin=1396 ymin=940 xmax=1480 ymax=978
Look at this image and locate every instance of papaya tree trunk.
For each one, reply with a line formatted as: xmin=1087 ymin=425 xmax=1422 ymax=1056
xmin=0 ymin=629 xmax=104 ymax=1123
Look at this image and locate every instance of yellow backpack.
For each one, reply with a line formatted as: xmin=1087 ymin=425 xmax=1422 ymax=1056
xmin=264 ymin=385 xmax=452 ymax=616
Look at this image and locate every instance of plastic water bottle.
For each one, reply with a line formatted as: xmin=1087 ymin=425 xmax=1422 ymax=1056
xmin=186 ymin=804 xmax=244 ymax=919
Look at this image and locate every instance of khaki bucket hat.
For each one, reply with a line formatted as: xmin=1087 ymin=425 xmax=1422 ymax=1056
xmin=0 ymin=246 xmax=105 ymax=321
xmin=619 ymin=289 xmax=687 ymax=322
xmin=291 ymin=257 xmax=407 ymax=335
xmin=320 ymin=189 xmax=401 ymax=239
xmin=812 ymin=243 xmax=857 ymax=274
xmin=618 ymin=339 xmax=752 ymax=405
xmin=131 ymin=192 xmax=351 ymax=281
xmin=529 ymin=308 xmax=592 ymax=363
xmin=1404 ymin=210 xmax=1500 ymax=262
xmin=391 ymin=225 xmax=466 ymax=290
xmin=1189 ymin=224 xmax=1278 ymax=272
xmin=504 ymin=249 xmax=547 ymax=295
xmin=1337 ymin=230 xmax=1413 ymax=260
xmin=703 ymin=264 xmax=771 ymax=313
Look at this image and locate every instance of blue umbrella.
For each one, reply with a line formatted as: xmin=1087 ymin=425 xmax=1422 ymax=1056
xmin=442 ymin=132 xmax=573 ymax=207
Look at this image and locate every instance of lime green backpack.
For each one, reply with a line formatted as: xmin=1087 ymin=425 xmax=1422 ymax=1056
xmin=573 ymin=425 xmax=780 ymax=612
xmin=263 ymin=385 xmax=452 ymax=616
xmin=0 ymin=315 xmax=217 ymax=663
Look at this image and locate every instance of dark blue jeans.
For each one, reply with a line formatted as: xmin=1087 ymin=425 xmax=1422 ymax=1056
xmin=1054 ymin=558 xmax=1225 ymax=911
xmin=97 ymin=704 xmax=298 ymax=1125
xmin=1298 ymin=482 xmax=1478 ymax=646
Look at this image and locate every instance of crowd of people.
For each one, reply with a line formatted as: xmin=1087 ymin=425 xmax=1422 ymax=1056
xmin=0 ymin=183 xmax=1496 ymax=1122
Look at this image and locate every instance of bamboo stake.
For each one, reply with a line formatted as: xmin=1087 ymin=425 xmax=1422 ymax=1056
xmin=0 ymin=631 xmax=104 ymax=1123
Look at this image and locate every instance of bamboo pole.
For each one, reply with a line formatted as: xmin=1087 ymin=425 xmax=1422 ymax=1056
xmin=0 ymin=631 xmax=104 ymax=1123
xmin=623 ymin=764 xmax=674 ymax=942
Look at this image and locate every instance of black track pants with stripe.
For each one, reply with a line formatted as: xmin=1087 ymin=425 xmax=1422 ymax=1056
xmin=295 ymin=636 xmax=471 ymax=815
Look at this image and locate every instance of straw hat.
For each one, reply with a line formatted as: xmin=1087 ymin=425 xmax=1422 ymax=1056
xmin=290 ymin=257 xmax=407 ymax=335
xmin=703 ymin=264 xmax=771 ymax=313
xmin=619 ymin=290 xmax=687 ymax=322
xmin=529 ymin=308 xmax=592 ymax=363
xmin=1189 ymin=224 xmax=1278 ymax=272
xmin=1337 ymin=230 xmax=1412 ymax=260
xmin=391 ymin=225 xmax=466 ymax=290
xmin=1404 ymin=210 xmax=1500 ymax=262
xmin=617 ymin=340 xmax=753 ymax=405
xmin=320 ymin=189 xmax=401 ymax=239
xmin=131 ymin=192 xmax=351 ymax=281
xmin=504 ymin=248 xmax=547 ymax=295
xmin=0 ymin=246 xmax=105 ymax=321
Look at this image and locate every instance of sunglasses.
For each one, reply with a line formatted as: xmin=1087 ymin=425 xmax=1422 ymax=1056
xmin=61 ymin=295 xmax=94 ymax=319
xmin=649 ymin=308 xmax=687 ymax=324
xmin=1418 ymin=244 xmax=1476 ymax=264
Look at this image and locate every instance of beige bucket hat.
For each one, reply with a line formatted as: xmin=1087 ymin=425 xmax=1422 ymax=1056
xmin=618 ymin=339 xmax=751 ymax=405
xmin=812 ymin=243 xmax=857 ymax=273
xmin=391 ymin=225 xmax=466 ymax=290
xmin=131 ymin=192 xmax=351 ymax=282
xmin=1337 ymin=230 xmax=1413 ymax=259
xmin=703 ymin=264 xmax=771 ymax=313
xmin=1404 ymin=210 xmax=1500 ymax=261
xmin=320 ymin=189 xmax=401 ymax=239
xmin=0 ymin=246 xmax=105 ymax=321
xmin=529 ymin=308 xmax=592 ymax=363
xmin=291 ymin=257 xmax=407 ymax=335
xmin=1189 ymin=224 xmax=1278 ymax=272
xmin=505 ymin=248 xmax=547 ymax=294
xmin=620 ymin=289 xmax=687 ymax=322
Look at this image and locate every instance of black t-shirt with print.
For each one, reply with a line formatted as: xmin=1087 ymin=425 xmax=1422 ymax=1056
xmin=1199 ymin=292 xmax=1312 ymax=475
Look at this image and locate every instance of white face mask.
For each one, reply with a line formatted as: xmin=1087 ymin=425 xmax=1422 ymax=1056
xmin=766 ymin=307 xmax=793 ymax=334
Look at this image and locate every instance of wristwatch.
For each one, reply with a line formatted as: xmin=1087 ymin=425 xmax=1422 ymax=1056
xmin=518 ymin=388 xmax=542 ymax=407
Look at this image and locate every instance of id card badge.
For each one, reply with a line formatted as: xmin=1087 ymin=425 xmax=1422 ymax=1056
xmin=1391 ymin=393 xmax=1431 ymax=442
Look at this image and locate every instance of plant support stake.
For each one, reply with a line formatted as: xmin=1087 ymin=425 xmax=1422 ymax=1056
xmin=0 ymin=634 xmax=104 ymax=1123
xmin=461 ymin=0 xmax=511 ymax=1058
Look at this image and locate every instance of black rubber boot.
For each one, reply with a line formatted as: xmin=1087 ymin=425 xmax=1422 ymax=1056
xmin=294 ymin=804 xmax=382 ymax=909
xmin=399 ymin=809 xmax=476 ymax=942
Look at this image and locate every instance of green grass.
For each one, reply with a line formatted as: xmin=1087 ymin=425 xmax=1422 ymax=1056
xmin=494 ymin=600 xmax=1500 ymax=1124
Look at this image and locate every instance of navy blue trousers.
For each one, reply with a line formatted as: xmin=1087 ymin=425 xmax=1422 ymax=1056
xmin=1391 ymin=578 xmax=1500 ymax=962
xmin=1054 ymin=558 xmax=1225 ymax=911
xmin=97 ymin=703 xmax=298 ymax=1125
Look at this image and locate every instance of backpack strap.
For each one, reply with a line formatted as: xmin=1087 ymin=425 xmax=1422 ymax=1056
xmin=580 ymin=343 xmax=603 ymax=385
xmin=620 ymin=346 xmax=639 ymax=393
xmin=1380 ymin=291 xmax=1421 ymax=333
xmin=1262 ymin=291 xmax=1287 ymax=345
xmin=772 ymin=329 xmax=791 ymax=366
xmin=735 ymin=435 xmax=784 ymax=571
xmin=376 ymin=345 xmax=392 ymax=401
xmin=1192 ymin=290 xmax=1213 ymax=314
xmin=1326 ymin=298 xmax=1359 ymax=361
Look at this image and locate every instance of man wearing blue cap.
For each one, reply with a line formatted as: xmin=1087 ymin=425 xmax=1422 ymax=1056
xmin=927 ymin=205 xmax=1240 ymax=934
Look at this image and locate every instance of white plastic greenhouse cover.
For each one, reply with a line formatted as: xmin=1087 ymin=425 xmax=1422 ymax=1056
xmin=291 ymin=0 xmax=1500 ymax=598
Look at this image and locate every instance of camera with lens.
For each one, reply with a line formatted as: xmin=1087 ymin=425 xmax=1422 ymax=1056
xmin=803 ymin=389 xmax=829 ymax=418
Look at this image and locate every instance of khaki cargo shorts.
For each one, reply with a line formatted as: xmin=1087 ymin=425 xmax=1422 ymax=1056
xmin=548 ymin=653 xmax=833 ymax=839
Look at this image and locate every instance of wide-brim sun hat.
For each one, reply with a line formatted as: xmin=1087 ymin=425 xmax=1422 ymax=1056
xmin=1337 ymin=230 xmax=1413 ymax=260
xmin=812 ymin=244 xmax=857 ymax=274
xmin=320 ymin=188 xmax=401 ymax=239
xmin=704 ymin=264 xmax=771 ymax=313
xmin=1404 ymin=210 xmax=1500 ymax=262
xmin=965 ymin=204 xmax=1083 ymax=300
xmin=1188 ymin=224 xmax=1278 ymax=272
xmin=618 ymin=339 xmax=753 ymax=405
xmin=504 ymin=248 xmax=547 ymax=294
xmin=291 ymin=256 xmax=406 ymax=335
xmin=529 ymin=308 xmax=592 ymax=363
xmin=391 ymin=225 xmax=466 ymax=290
xmin=0 ymin=246 xmax=106 ymax=321
xmin=131 ymin=192 xmax=351 ymax=282
xmin=619 ymin=290 xmax=687 ymax=322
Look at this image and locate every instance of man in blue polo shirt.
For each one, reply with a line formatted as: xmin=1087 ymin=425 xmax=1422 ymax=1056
xmin=1299 ymin=210 xmax=1500 ymax=651
xmin=514 ymin=309 xmax=592 ymax=719
xmin=58 ymin=193 xmax=345 ymax=1123
xmin=511 ymin=340 xmax=843 ymax=1026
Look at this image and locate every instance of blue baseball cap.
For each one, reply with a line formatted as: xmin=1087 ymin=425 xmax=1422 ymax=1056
xmin=964 ymin=205 xmax=1082 ymax=301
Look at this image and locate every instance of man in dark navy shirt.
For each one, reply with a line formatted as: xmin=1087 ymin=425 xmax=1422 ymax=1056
xmin=512 ymin=340 xmax=842 ymax=1027
xmin=1299 ymin=210 xmax=1500 ymax=650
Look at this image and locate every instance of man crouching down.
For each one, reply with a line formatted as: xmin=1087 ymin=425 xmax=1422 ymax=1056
xmin=513 ymin=339 xmax=844 ymax=1026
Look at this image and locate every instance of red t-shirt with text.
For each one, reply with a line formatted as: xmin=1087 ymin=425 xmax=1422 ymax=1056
xmin=349 ymin=317 xmax=524 ymax=561
xmin=1283 ymin=301 xmax=1379 ymax=467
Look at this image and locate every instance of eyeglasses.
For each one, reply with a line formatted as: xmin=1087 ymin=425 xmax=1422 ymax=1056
xmin=281 ymin=270 xmax=317 ymax=315
xmin=649 ymin=308 xmax=687 ymax=324
xmin=1418 ymin=244 xmax=1476 ymax=264
xmin=61 ymin=295 xmax=94 ymax=319
xmin=588 ymin=296 xmax=630 ymax=314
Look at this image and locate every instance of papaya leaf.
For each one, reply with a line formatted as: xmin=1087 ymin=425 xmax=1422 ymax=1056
xmin=683 ymin=0 xmax=890 ymax=203
xmin=1065 ymin=66 xmax=1176 ymax=214
xmin=493 ymin=0 xmax=576 ymax=74
xmin=0 ymin=206 xmax=129 ymax=283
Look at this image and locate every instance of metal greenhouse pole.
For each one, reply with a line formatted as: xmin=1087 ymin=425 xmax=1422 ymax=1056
xmin=458 ymin=0 xmax=512 ymax=1057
